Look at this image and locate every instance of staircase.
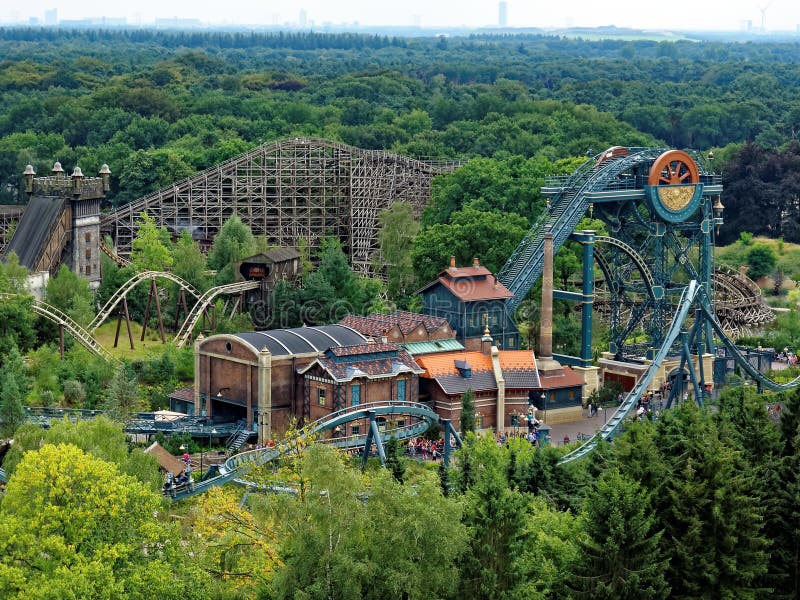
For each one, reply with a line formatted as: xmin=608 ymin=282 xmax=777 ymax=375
xmin=226 ymin=422 xmax=254 ymax=452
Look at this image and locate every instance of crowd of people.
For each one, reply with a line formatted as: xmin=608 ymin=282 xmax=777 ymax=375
xmin=776 ymin=348 xmax=798 ymax=365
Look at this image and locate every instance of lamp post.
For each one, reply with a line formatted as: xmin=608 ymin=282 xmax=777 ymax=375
xmin=201 ymin=428 xmax=217 ymax=474
xmin=541 ymin=391 xmax=547 ymax=424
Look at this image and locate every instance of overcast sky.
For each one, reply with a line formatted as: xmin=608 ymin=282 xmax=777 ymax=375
xmin=7 ymin=0 xmax=800 ymax=32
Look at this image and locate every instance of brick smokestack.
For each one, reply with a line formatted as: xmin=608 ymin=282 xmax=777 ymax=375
xmin=539 ymin=230 xmax=554 ymax=359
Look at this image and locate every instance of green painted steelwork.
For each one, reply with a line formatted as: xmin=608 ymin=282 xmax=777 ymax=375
xmin=169 ymin=401 xmax=460 ymax=501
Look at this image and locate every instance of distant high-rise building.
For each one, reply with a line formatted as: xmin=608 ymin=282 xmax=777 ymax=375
xmin=44 ymin=8 xmax=57 ymax=26
xmin=299 ymin=9 xmax=307 ymax=28
xmin=498 ymin=1 xmax=508 ymax=27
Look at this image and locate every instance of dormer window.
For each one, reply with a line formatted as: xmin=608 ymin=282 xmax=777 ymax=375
xmin=454 ymin=359 xmax=472 ymax=378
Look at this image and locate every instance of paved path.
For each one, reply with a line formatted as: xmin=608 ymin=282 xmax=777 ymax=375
xmin=544 ymin=410 xmax=608 ymax=446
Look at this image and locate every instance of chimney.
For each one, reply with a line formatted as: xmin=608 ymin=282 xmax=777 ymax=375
xmin=473 ymin=257 xmax=480 ymax=268
xmin=449 ymin=255 xmax=456 ymax=269
xmin=539 ymin=230 xmax=554 ymax=359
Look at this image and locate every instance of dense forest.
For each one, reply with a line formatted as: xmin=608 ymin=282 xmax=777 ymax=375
xmin=3 ymin=29 xmax=800 ymax=241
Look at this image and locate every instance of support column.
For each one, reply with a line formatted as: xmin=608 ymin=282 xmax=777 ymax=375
xmin=193 ymin=334 xmax=203 ymax=416
xmin=580 ymin=230 xmax=595 ymax=363
xmin=257 ymin=346 xmax=273 ymax=445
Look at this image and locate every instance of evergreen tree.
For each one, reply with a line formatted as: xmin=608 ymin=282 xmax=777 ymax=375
xmin=458 ymin=434 xmax=529 ymax=599
xmin=384 ymin=435 xmax=405 ymax=484
xmin=716 ymin=386 xmax=788 ymax=596
xmin=103 ymin=364 xmax=142 ymax=422
xmin=0 ymin=345 xmax=29 ymax=437
xmin=460 ymin=387 xmax=476 ymax=435
xmin=654 ymin=403 xmax=769 ymax=598
xmin=567 ymin=469 xmax=669 ymax=599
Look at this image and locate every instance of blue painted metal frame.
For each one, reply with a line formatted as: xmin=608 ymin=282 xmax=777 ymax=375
xmin=169 ymin=401 xmax=462 ymax=500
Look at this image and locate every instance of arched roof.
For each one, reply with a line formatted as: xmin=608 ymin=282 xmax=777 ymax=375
xmin=229 ymin=325 xmax=368 ymax=357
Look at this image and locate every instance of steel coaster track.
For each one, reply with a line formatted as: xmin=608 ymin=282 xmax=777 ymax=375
xmin=90 ymin=270 xmax=203 ymax=333
xmin=170 ymin=400 xmax=450 ymax=500
xmin=173 ymin=280 xmax=260 ymax=348
xmin=559 ymin=280 xmax=700 ymax=464
xmin=499 ymin=148 xmax=664 ymax=313
xmin=0 ymin=293 xmax=113 ymax=361
xmin=559 ymin=281 xmax=800 ymax=464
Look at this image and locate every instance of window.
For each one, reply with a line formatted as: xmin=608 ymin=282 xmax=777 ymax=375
xmin=351 ymin=384 xmax=361 ymax=407
xmin=508 ymin=337 xmax=515 ymax=348
xmin=351 ymin=424 xmax=360 ymax=436
xmin=84 ymin=232 xmax=91 ymax=243
xmin=569 ymin=391 xmax=575 ymax=400
xmin=85 ymin=248 xmax=91 ymax=259
xmin=492 ymin=314 xmax=498 ymax=325
xmin=318 ymin=387 xmax=326 ymax=406
xmin=397 ymin=379 xmax=406 ymax=402
xmin=85 ymin=264 xmax=91 ymax=275
xmin=397 ymin=419 xmax=405 ymax=428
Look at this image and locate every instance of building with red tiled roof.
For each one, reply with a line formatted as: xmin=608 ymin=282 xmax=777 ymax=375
xmin=416 ymin=256 xmax=519 ymax=351
xmin=339 ymin=310 xmax=454 ymax=344
xmin=415 ymin=339 xmax=583 ymax=431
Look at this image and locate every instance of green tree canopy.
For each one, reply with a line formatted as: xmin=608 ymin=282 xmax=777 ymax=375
xmin=0 ymin=443 xmax=206 ymax=599
xmin=45 ymin=264 xmax=94 ymax=327
xmin=130 ymin=212 xmax=174 ymax=272
xmin=207 ymin=214 xmax=257 ymax=284
xmin=746 ymin=242 xmax=777 ymax=279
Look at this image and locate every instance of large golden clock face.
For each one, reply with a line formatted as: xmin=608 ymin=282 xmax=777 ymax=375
xmin=657 ymin=185 xmax=696 ymax=211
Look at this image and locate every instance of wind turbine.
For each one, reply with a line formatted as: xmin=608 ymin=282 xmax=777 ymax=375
xmin=758 ymin=1 xmax=772 ymax=32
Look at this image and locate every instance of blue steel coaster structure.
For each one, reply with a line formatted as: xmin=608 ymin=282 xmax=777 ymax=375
xmin=168 ymin=401 xmax=461 ymax=501
xmin=492 ymin=146 xmax=800 ymax=464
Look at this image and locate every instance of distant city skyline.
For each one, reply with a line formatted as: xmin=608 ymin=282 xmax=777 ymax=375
xmin=6 ymin=0 xmax=800 ymax=32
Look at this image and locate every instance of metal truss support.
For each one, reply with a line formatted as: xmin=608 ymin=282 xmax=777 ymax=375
xmin=361 ymin=410 xmax=386 ymax=469
xmin=440 ymin=418 xmax=463 ymax=468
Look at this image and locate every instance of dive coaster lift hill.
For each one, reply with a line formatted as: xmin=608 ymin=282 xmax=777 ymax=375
xmin=1 ymin=143 xmax=797 ymax=492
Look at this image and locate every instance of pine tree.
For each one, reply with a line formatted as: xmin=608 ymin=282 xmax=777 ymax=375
xmin=103 ymin=365 xmax=142 ymax=422
xmin=567 ymin=469 xmax=669 ymax=599
xmin=0 ymin=345 xmax=29 ymax=436
xmin=458 ymin=434 xmax=529 ymax=599
xmin=654 ymin=403 xmax=769 ymax=598
xmin=384 ymin=435 xmax=405 ymax=484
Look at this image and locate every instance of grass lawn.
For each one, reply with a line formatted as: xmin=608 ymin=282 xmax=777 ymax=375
xmin=94 ymin=320 xmax=180 ymax=361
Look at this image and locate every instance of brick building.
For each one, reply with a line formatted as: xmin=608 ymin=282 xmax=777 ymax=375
xmin=191 ymin=325 xmax=427 ymax=443
xmin=415 ymin=332 xmax=584 ymax=431
xmin=298 ymin=342 xmax=423 ymax=430
xmin=192 ymin=324 xmax=368 ymax=442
